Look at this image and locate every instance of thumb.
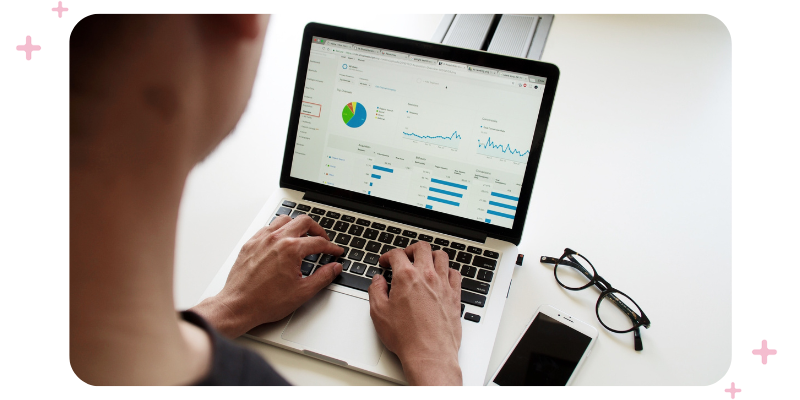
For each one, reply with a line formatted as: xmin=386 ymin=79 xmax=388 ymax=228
xmin=368 ymin=274 xmax=389 ymax=310
xmin=303 ymin=262 xmax=342 ymax=295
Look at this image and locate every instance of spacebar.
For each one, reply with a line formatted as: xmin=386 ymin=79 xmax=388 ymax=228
xmin=332 ymin=273 xmax=372 ymax=292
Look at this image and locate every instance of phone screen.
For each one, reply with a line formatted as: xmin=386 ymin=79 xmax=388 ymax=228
xmin=492 ymin=313 xmax=592 ymax=386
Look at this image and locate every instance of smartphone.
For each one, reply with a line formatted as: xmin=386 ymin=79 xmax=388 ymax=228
xmin=488 ymin=304 xmax=598 ymax=386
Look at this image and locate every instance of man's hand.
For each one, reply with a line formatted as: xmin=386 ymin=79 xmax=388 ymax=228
xmin=368 ymin=242 xmax=463 ymax=386
xmin=191 ymin=215 xmax=343 ymax=338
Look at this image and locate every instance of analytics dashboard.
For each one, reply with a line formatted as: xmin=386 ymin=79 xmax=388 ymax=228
xmin=289 ymin=36 xmax=547 ymax=229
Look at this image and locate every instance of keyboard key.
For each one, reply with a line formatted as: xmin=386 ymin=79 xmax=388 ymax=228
xmin=450 ymin=242 xmax=466 ymax=251
xmin=462 ymin=278 xmax=490 ymax=295
xmin=477 ymin=269 xmax=494 ymax=282
xmin=380 ymin=244 xmax=396 ymax=254
xmin=365 ymin=241 xmax=382 ymax=253
xmin=431 ymin=244 xmax=441 ymax=251
xmin=387 ymin=226 xmax=402 ymax=234
xmin=333 ymin=221 xmax=350 ymax=232
xmin=464 ymin=312 xmax=481 ymax=323
xmin=319 ymin=254 xmax=335 ymax=265
xmin=304 ymin=253 xmax=319 ymax=262
xmin=366 ymin=266 xmax=383 ymax=278
xmin=402 ymin=230 xmax=417 ymax=238
xmin=461 ymin=290 xmax=486 ymax=307
xmin=349 ymin=262 xmax=367 ymax=275
xmin=350 ymin=237 xmax=366 ymax=249
xmin=410 ymin=239 xmax=418 ymax=245
xmin=325 ymin=211 xmax=341 ymax=219
xmin=461 ymin=304 xmax=465 ymax=316
xmin=269 ymin=217 xmax=276 ymax=225
xmin=309 ymin=214 xmax=321 ymax=222
xmin=483 ymin=250 xmax=500 ymax=259
xmin=384 ymin=270 xmax=393 ymax=283
xmin=356 ymin=218 xmax=371 ymax=226
xmin=363 ymin=253 xmax=380 ymax=265
xmin=348 ymin=249 xmax=365 ymax=261
xmin=393 ymin=236 xmax=410 ymax=248
xmin=363 ymin=228 xmax=379 ymax=240
xmin=371 ymin=222 xmax=386 ymax=230
xmin=442 ymin=248 xmax=457 ymax=260
xmin=449 ymin=261 xmax=461 ymax=270
xmin=319 ymin=217 xmax=335 ymax=229
xmin=348 ymin=225 xmax=365 ymax=236
xmin=467 ymin=246 xmax=482 ymax=254
xmin=461 ymin=265 xmax=477 ymax=278
xmin=378 ymin=232 xmax=394 ymax=244
xmin=276 ymin=207 xmax=291 ymax=216
xmin=341 ymin=215 xmax=356 ymax=223
xmin=337 ymin=258 xmax=351 ymax=271
xmin=290 ymin=210 xmax=306 ymax=219
xmin=418 ymin=234 xmax=434 ymax=242
xmin=333 ymin=270 xmax=371 ymax=290
xmin=434 ymin=238 xmax=450 ymax=246
xmin=472 ymin=256 xmax=497 ymax=271
xmin=282 ymin=200 xmax=297 ymax=208
xmin=325 ymin=230 xmax=337 ymax=240
xmin=311 ymin=207 xmax=326 ymax=215
xmin=300 ymin=262 xmax=315 ymax=276
xmin=296 ymin=204 xmax=311 ymax=212
xmin=456 ymin=252 xmax=473 ymax=264
xmin=334 ymin=234 xmax=352 ymax=246
xmin=338 ymin=246 xmax=349 ymax=257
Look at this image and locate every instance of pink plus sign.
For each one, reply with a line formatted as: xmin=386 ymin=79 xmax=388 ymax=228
xmin=52 ymin=2 xmax=68 ymax=18
xmin=725 ymin=382 xmax=741 ymax=399
xmin=16 ymin=36 xmax=41 ymax=61
xmin=752 ymin=339 xmax=777 ymax=364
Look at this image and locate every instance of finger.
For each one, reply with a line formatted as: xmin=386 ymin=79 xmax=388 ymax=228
xmin=368 ymin=274 xmax=389 ymax=311
xmin=280 ymin=214 xmax=328 ymax=239
xmin=378 ymin=247 xmax=411 ymax=270
xmin=431 ymin=249 xmax=450 ymax=278
xmin=302 ymin=262 xmax=342 ymax=296
xmin=402 ymin=241 xmax=433 ymax=265
xmin=293 ymin=235 xmax=344 ymax=258
xmin=448 ymin=266 xmax=462 ymax=292
xmin=265 ymin=215 xmax=292 ymax=232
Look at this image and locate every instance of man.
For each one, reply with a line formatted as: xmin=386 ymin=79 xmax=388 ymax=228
xmin=70 ymin=14 xmax=462 ymax=385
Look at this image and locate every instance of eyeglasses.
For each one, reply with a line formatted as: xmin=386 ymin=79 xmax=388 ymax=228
xmin=540 ymin=248 xmax=651 ymax=351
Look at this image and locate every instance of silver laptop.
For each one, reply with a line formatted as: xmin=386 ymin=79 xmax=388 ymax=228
xmin=199 ymin=22 xmax=559 ymax=385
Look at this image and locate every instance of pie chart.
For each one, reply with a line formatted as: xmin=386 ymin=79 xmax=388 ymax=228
xmin=342 ymin=101 xmax=367 ymax=128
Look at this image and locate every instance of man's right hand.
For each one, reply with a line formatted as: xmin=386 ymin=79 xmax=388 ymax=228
xmin=368 ymin=242 xmax=463 ymax=386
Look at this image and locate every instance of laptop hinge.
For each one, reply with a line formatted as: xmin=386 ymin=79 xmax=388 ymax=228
xmin=303 ymin=191 xmax=488 ymax=244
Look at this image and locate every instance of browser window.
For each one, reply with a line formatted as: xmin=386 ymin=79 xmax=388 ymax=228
xmin=290 ymin=37 xmax=547 ymax=229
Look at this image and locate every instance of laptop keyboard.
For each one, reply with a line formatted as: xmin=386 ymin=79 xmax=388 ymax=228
xmin=272 ymin=199 xmax=501 ymax=323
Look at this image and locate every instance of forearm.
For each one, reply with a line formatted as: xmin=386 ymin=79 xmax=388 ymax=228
xmin=400 ymin=355 xmax=462 ymax=386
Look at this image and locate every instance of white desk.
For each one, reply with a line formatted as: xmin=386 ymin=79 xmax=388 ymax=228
xmin=175 ymin=14 xmax=731 ymax=385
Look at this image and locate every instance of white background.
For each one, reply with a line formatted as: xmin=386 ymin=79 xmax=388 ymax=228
xmin=0 ymin=0 xmax=796 ymax=398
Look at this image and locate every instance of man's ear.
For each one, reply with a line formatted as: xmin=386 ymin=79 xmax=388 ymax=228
xmin=206 ymin=14 xmax=266 ymax=39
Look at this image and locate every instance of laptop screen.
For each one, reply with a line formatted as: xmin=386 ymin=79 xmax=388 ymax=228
xmin=289 ymin=36 xmax=548 ymax=229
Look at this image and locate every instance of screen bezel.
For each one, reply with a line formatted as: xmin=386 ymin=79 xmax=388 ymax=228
xmin=489 ymin=304 xmax=598 ymax=386
xmin=279 ymin=22 xmax=560 ymax=245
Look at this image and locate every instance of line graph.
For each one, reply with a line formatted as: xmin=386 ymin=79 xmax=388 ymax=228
xmin=477 ymin=136 xmax=530 ymax=162
xmin=402 ymin=131 xmax=461 ymax=149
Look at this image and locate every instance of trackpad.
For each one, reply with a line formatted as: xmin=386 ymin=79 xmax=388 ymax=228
xmin=281 ymin=289 xmax=385 ymax=366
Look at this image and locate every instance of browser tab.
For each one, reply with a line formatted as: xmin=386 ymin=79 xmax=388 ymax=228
xmin=409 ymin=55 xmax=437 ymax=65
xmin=467 ymin=66 xmax=498 ymax=75
xmin=353 ymin=45 xmax=381 ymax=54
xmin=327 ymin=41 xmax=353 ymax=49
xmin=500 ymin=71 xmax=528 ymax=80
xmin=381 ymin=50 xmax=408 ymax=59
xmin=437 ymin=60 xmax=467 ymax=70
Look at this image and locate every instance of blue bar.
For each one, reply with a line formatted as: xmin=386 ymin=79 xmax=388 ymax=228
xmin=425 ymin=205 xmax=433 ymax=209
xmin=371 ymin=174 xmax=381 ymax=179
xmin=489 ymin=201 xmax=517 ymax=210
xmin=427 ymin=196 xmax=460 ymax=207
xmin=429 ymin=187 xmax=463 ymax=198
xmin=485 ymin=219 xmax=491 ymax=223
xmin=487 ymin=209 xmax=515 ymax=219
xmin=369 ymin=182 xmax=373 ymax=186
xmin=373 ymin=165 xmax=394 ymax=173
xmin=431 ymin=178 xmax=467 ymax=190
xmin=368 ymin=191 xmax=371 ymax=195
xmin=491 ymin=192 xmax=519 ymax=201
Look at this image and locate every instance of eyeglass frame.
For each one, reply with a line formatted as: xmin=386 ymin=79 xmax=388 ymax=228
xmin=540 ymin=248 xmax=651 ymax=351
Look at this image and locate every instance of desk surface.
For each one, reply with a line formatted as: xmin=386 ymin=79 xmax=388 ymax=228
xmin=175 ymin=14 xmax=731 ymax=385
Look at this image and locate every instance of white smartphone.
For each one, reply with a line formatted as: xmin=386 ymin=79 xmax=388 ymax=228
xmin=487 ymin=304 xmax=598 ymax=386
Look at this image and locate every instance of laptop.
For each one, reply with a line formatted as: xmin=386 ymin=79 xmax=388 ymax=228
xmin=199 ymin=22 xmax=559 ymax=385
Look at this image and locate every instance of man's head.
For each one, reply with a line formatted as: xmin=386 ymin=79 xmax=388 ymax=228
xmin=70 ymin=15 xmax=269 ymax=173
